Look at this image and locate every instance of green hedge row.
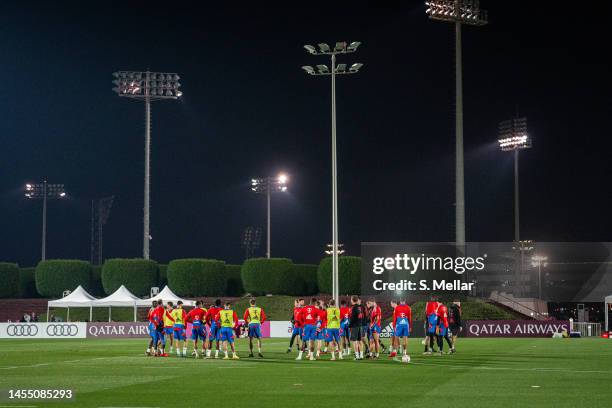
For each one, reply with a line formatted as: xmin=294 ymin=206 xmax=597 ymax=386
xmin=5 ymin=256 xmax=360 ymax=298
xmin=35 ymin=260 xmax=91 ymax=298
xmin=167 ymin=259 xmax=226 ymax=297
xmin=317 ymin=256 xmax=361 ymax=295
xmin=101 ymin=259 xmax=158 ymax=297
xmin=0 ymin=262 xmax=20 ymax=298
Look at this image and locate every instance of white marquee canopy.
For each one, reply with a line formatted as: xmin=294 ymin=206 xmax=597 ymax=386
xmin=136 ymin=285 xmax=195 ymax=307
xmin=47 ymin=285 xmax=96 ymax=322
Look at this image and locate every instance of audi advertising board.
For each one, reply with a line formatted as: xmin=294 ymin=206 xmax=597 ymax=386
xmin=0 ymin=323 xmax=86 ymax=339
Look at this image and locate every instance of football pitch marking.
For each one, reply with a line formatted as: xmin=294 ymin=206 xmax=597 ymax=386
xmin=407 ymin=360 xmax=612 ymax=374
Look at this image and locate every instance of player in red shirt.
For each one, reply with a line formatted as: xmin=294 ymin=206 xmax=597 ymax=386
xmin=296 ymin=298 xmax=322 ymax=360
xmin=287 ymin=298 xmax=304 ymax=353
xmin=393 ymin=299 xmax=412 ymax=360
xmin=186 ymin=300 xmax=207 ymax=358
xmin=367 ymin=299 xmax=382 ymax=358
xmin=205 ymin=299 xmax=223 ymax=358
xmin=339 ymin=299 xmax=352 ymax=356
xmin=436 ymin=303 xmax=453 ymax=354
xmin=424 ymin=295 xmax=441 ymax=354
xmin=147 ymin=300 xmax=165 ymax=356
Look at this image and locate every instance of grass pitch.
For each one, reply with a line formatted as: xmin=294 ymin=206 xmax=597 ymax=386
xmin=0 ymin=337 xmax=610 ymax=407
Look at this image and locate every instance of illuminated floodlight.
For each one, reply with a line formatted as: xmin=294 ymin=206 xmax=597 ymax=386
xmin=278 ymin=173 xmax=288 ymax=184
xmin=425 ymin=0 xmax=488 ymax=26
xmin=112 ymin=71 xmax=183 ymax=100
xmin=498 ymin=118 xmax=531 ymax=151
xmin=531 ymin=255 xmax=548 ymax=267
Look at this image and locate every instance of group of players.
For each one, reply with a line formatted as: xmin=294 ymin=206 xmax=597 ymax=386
xmin=287 ymin=294 xmax=462 ymax=361
xmin=145 ymin=294 xmax=462 ymax=362
xmin=146 ymin=298 xmax=266 ymax=359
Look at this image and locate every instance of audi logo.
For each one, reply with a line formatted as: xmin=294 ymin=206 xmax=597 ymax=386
xmin=46 ymin=324 xmax=80 ymax=337
xmin=6 ymin=324 xmax=39 ymax=337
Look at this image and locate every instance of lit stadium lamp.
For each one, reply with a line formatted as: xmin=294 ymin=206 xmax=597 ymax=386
xmin=112 ymin=70 xmax=183 ymax=260
xmin=498 ymin=117 xmax=531 ymax=242
xmin=250 ymin=174 xmax=289 ymax=258
xmin=23 ymin=180 xmax=66 ymax=261
xmin=424 ymin=0 xmax=488 ymax=248
xmin=301 ymin=40 xmax=363 ymax=306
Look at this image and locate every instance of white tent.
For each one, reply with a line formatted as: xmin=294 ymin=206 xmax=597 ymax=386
xmin=92 ymin=285 xmax=140 ymax=322
xmin=47 ymin=285 xmax=96 ymax=322
xmin=605 ymin=295 xmax=612 ymax=332
xmin=136 ymin=285 xmax=195 ymax=307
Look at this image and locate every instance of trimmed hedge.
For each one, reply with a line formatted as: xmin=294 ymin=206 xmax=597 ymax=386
xmin=19 ymin=267 xmax=38 ymax=298
xmin=0 ymin=262 xmax=20 ymax=298
xmin=317 ymin=256 xmax=361 ymax=295
xmin=36 ymin=260 xmax=92 ymax=298
xmin=241 ymin=258 xmax=296 ymax=295
xmin=102 ymin=259 xmax=158 ymax=297
xmin=293 ymin=264 xmax=318 ymax=295
xmin=225 ymin=264 xmax=244 ymax=296
xmin=167 ymin=259 xmax=226 ymax=297
xmin=158 ymin=264 xmax=168 ymax=287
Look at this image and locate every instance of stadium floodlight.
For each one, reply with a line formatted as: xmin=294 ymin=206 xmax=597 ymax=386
xmin=498 ymin=117 xmax=531 ymax=242
xmin=531 ymin=255 xmax=548 ymax=299
xmin=325 ymin=243 xmax=345 ymax=256
xmin=302 ymin=40 xmax=363 ymax=306
xmin=250 ymin=173 xmax=290 ymax=258
xmin=424 ymin=0 xmax=488 ymax=248
xmin=24 ymin=180 xmax=66 ymax=261
xmin=112 ymin=70 xmax=183 ymax=260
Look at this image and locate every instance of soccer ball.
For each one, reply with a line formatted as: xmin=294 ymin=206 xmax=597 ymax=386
xmin=401 ymin=354 xmax=411 ymax=363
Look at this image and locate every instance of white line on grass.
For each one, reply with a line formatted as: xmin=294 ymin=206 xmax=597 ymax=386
xmin=407 ymin=360 xmax=612 ymax=374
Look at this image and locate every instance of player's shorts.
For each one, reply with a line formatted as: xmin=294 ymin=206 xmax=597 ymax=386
xmin=438 ymin=325 xmax=448 ymax=337
xmin=248 ymin=323 xmax=262 ymax=338
xmin=210 ymin=323 xmax=221 ymax=341
xmin=426 ymin=314 xmax=438 ymax=335
xmin=291 ymin=326 xmax=302 ymax=337
xmin=362 ymin=326 xmax=368 ymax=339
xmin=190 ymin=325 xmax=206 ymax=341
xmin=302 ymin=324 xmax=316 ymax=341
xmin=219 ymin=327 xmax=234 ymax=343
xmin=340 ymin=321 xmax=349 ymax=337
xmin=164 ymin=327 xmax=174 ymax=336
xmin=326 ymin=328 xmax=340 ymax=343
xmin=148 ymin=323 xmax=157 ymax=338
xmin=449 ymin=325 xmax=461 ymax=336
xmin=370 ymin=324 xmax=381 ymax=334
xmin=349 ymin=326 xmax=363 ymax=342
xmin=395 ymin=324 xmax=410 ymax=337
xmin=173 ymin=324 xmax=186 ymax=341
xmin=315 ymin=328 xmax=325 ymax=341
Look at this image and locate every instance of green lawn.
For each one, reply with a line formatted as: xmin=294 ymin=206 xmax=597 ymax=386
xmin=0 ymin=337 xmax=610 ymax=407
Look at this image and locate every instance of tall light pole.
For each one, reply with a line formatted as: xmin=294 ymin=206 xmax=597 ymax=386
xmin=531 ymin=255 xmax=548 ymax=300
xmin=112 ymin=71 xmax=182 ymax=259
xmin=25 ymin=181 xmax=66 ymax=261
xmin=425 ymin=1 xmax=488 ymax=246
xmin=302 ymin=41 xmax=363 ymax=305
xmin=250 ymin=174 xmax=289 ymax=258
xmin=498 ymin=117 xmax=530 ymax=242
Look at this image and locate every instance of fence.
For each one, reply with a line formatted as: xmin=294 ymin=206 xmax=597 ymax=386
xmin=570 ymin=321 xmax=601 ymax=337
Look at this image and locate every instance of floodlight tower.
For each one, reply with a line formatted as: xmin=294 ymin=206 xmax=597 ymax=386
xmin=25 ymin=180 xmax=66 ymax=261
xmin=251 ymin=174 xmax=289 ymax=258
xmin=425 ymin=1 xmax=488 ymax=246
xmin=112 ymin=71 xmax=182 ymax=260
xmin=498 ymin=117 xmax=530 ymax=242
xmin=302 ymin=41 xmax=363 ymax=304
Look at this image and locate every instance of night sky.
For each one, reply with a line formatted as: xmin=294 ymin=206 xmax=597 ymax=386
xmin=1 ymin=1 xmax=610 ymax=267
